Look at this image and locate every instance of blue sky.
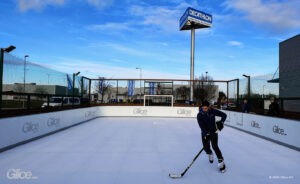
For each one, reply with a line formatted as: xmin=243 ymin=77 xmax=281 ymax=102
xmin=1 ymin=0 xmax=300 ymax=80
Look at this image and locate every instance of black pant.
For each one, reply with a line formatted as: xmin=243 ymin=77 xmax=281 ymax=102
xmin=202 ymin=133 xmax=223 ymax=160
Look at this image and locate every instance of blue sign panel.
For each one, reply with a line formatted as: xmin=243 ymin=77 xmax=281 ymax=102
xmin=128 ymin=80 xmax=135 ymax=97
xmin=180 ymin=7 xmax=212 ymax=31
xmin=67 ymin=74 xmax=73 ymax=91
xmin=149 ymin=82 xmax=155 ymax=95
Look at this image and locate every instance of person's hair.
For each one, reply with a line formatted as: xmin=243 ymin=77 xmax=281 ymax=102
xmin=202 ymin=100 xmax=210 ymax=107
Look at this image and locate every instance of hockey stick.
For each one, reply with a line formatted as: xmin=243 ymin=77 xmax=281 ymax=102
xmin=169 ymin=147 xmax=204 ymax=179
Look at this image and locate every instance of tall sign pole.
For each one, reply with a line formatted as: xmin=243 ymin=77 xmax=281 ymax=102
xmin=190 ymin=28 xmax=195 ymax=102
xmin=179 ymin=7 xmax=212 ymax=104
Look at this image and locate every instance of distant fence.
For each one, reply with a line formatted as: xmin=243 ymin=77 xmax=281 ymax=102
xmin=1 ymin=53 xmax=299 ymax=120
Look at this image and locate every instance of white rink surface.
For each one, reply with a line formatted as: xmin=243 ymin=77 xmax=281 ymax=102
xmin=0 ymin=117 xmax=299 ymax=184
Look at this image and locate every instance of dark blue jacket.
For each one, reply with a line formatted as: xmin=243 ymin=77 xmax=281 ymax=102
xmin=197 ymin=108 xmax=227 ymax=136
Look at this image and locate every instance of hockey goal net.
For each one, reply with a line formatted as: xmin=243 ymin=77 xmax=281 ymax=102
xmin=144 ymin=95 xmax=174 ymax=107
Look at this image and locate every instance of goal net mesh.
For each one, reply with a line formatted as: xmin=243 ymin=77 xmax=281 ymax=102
xmin=144 ymin=95 xmax=173 ymax=106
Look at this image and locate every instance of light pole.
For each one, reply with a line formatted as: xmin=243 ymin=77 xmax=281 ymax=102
xmin=23 ymin=55 xmax=29 ymax=109
xmin=262 ymin=85 xmax=266 ymax=98
xmin=0 ymin=45 xmax=16 ymax=110
xmin=23 ymin=55 xmax=29 ymax=93
xmin=72 ymin=71 xmax=80 ymax=106
xmin=136 ymin=67 xmax=142 ymax=104
xmin=243 ymin=74 xmax=251 ymax=98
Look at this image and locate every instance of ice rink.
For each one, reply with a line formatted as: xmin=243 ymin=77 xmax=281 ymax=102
xmin=0 ymin=117 xmax=299 ymax=184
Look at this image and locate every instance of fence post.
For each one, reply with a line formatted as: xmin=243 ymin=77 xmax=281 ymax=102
xmin=27 ymin=94 xmax=30 ymax=110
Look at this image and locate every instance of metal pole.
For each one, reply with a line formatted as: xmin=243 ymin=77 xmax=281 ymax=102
xmin=140 ymin=69 xmax=142 ymax=104
xmin=81 ymin=77 xmax=84 ymax=98
xmin=190 ymin=28 xmax=195 ymax=103
xmin=72 ymin=73 xmax=75 ymax=106
xmin=248 ymin=76 xmax=251 ymax=98
xmin=226 ymin=81 xmax=229 ymax=106
xmin=136 ymin=67 xmax=142 ymax=104
xmin=237 ymin=79 xmax=240 ymax=107
xmin=0 ymin=49 xmax=4 ymax=110
xmin=88 ymin=79 xmax=91 ymax=105
xmin=23 ymin=55 xmax=29 ymax=108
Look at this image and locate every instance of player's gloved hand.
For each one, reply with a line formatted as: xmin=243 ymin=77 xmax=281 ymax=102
xmin=216 ymin=120 xmax=224 ymax=131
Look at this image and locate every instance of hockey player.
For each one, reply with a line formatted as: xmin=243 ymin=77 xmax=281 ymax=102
xmin=197 ymin=100 xmax=227 ymax=173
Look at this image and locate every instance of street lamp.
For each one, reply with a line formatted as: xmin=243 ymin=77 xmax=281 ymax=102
xmin=262 ymin=85 xmax=266 ymax=98
xmin=0 ymin=45 xmax=16 ymax=110
xmin=242 ymin=74 xmax=251 ymax=98
xmin=23 ymin=55 xmax=29 ymax=109
xmin=23 ymin=55 xmax=29 ymax=93
xmin=72 ymin=71 xmax=80 ymax=106
xmin=136 ymin=67 xmax=142 ymax=104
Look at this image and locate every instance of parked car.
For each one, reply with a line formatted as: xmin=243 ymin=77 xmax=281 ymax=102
xmin=221 ymin=103 xmax=236 ymax=110
xmin=41 ymin=97 xmax=80 ymax=108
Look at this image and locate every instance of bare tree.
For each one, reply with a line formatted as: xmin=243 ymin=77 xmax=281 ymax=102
xmin=94 ymin=77 xmax=112 ymax=103
xmin=194 ymin=74 xmax=217 ymax=104
xmin=175 ymin=86 xmax=189 ymax=101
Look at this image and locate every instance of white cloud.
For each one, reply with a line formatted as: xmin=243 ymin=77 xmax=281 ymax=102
xmin=128 ymin=2 xmax=201 ymax=34
xmin=86 ymin=0 xmax=114 ymax=9
xmin=85 ymin=42 xmax=151 ymax=57
xmin=17 ymin=0 xmax=114 ymax=12
xmin=227 ymin=41 xmax=243 ymax=47
xmin=17 ymin=0 xmax=65 ymax=12
xmin=87 ymin=22 xmax=132 ymax=32
xmin=46 ymin=58 xmax=188 ymax=79
xmin=224 ymin=0 xmax=300 ymax=33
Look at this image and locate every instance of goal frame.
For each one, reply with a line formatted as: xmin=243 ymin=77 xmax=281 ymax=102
xmin=143 ymin=95 xmax=174 ymax=107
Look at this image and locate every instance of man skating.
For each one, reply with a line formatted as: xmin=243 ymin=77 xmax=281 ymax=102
xmin=197 ymin=100 xmax=227 ymax=173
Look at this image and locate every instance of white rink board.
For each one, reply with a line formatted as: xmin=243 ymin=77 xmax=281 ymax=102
xmin=0 ymin=106 xmax=299 ymax=151
xmin=223 ymin=110 xmax=300 ymax=149
xmin=0 ymin=107 xmax=98 ymax=150
xmin=98 ymin=106 xmax=198 ymax=118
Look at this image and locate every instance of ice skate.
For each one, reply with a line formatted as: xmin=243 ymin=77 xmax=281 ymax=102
xmin=208 ymin=153 xmax=214 ymax=163
xmin=218 ymin=159 xmax=226 ymax=173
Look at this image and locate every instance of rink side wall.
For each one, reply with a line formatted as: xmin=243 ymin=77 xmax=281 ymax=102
xmin=0 ymin=106 xmax=299 ymax=152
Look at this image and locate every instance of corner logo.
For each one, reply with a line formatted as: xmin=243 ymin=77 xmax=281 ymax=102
xmin=7 ymin=169 xmax=38 ymax=180
xmin=273 ymin=125 xmax=287 ymax=136
xmin=133 ymin=108 xmax=147 ymax=116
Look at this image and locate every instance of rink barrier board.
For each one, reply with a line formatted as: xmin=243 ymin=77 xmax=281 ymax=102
xmin=0 ymin=106 xmax=299 ymax=152
xmin=222 ymin=110 xmax=300 ymax=151
xmin=0 ymin=107 xmax=98 ymax=153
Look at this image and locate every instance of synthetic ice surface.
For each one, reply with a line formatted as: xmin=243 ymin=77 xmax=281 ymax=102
xmin=0 ymin=117 xmax=299 ymax=184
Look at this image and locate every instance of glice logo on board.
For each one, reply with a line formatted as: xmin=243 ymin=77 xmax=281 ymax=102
xmin=250 ymin=121 xmax=261 ymax=129
xmin=177 ymin=109 xmax=192 ymax=116
xmin=273 ymin=125 xmax=287 ymax=136
xmin=133 ymin=108 xmax=148 ymax=116
xmin=47 ymin=117 xmax=60 ymax=127
xmin=22 ymin=122 xmax=39 ymax=133
xmin=6 ymin=169 xmax=38 ymax=180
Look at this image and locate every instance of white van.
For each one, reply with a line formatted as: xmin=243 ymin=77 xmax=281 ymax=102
xmin=41 ymin=97 xmax=80 ymax=108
